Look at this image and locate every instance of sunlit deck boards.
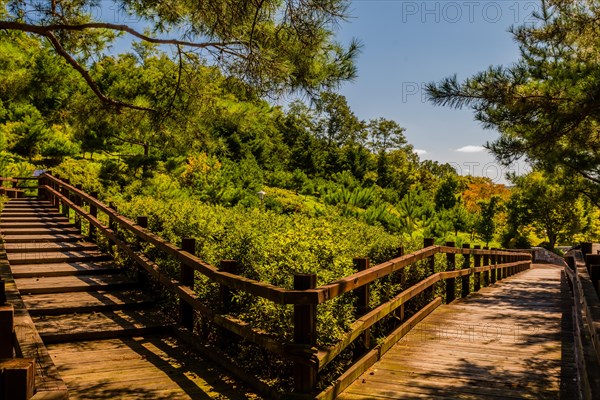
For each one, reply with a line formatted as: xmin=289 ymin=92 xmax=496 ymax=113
xmin=337 ymin=265 xmax=577 ymax=399
xmin=47 ymin=335 xmax=258 ymax=400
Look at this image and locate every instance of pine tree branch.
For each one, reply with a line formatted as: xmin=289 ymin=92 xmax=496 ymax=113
xmin=0 ymin=20 xmax=156 ymax=112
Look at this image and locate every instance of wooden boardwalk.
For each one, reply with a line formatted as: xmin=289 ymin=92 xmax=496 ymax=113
xmin=1 ymin=199 xmax=258 ymax=399
xmin=0 ymin=196 xmax=581 ymax=399
xmin=337 ymin=264 xmax=578 ymax=399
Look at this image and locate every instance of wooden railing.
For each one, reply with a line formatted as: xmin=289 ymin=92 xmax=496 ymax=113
xmin=0 ymin=177 xmax=38 ymax=198
xmin=28 ymin=173 xmax=532 ymax=398
xmin=565 ymin=247 xmax=600 ymax=399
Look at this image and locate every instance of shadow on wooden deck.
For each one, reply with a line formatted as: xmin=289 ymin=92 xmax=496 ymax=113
xmin=49 ymin=332 xmax=262 ymax=400
xmin=337 ymin=265 xmax=578 ymax=399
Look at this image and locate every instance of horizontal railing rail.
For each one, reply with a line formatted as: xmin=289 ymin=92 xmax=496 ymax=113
xmin=29 ymin=174 xmax=532 ymax=398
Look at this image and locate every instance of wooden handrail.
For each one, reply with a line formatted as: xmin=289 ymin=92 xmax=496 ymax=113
xmin=35 ymin=173 xmax=533 ymax=396
xmin=39 ymin=184 xmax=313 ymax=361
xmin=565 ymin=251 xmax=600 ymax=399
xmin=40 ymin=174 xmax=533 ymax=304
xmin=41 ymin=175 xmax=313 ymax=305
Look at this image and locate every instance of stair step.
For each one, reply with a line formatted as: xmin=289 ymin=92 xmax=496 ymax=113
xmin=0 ymin=222 xmax=76 ymax=229
xmin=4 ymin=201 xmax=52 ymax=207
xmin=2 ymin=204 xmax=55 ymax=209
xmin=33 ymin=309 xmax=171 ymax=343
xmin=10 ymin=261 xmax=116 ymax=278
xmin=7 ymin=250 xmax=110 ymax=265
xmin=0 ymin=212 xmax=64 ymax=218
xmin=1 ymin=234 xmax=82 ymax=243
xmin=22 ymin=290 xmax=154 ymax=315
xmin=5 ymin=199 xmax=50 ymax=203
xmin=16 ymin=274 xmax=136 ymax=294
xmin=2 ymin=208 xmax=61 ymax=214
xmin=0 ymin=217 xmax=70 ymax=223
xmin=0 ymin=227 xmax=80 ymax=235
xmin=4 ymin=241 xmax=98 ymax=254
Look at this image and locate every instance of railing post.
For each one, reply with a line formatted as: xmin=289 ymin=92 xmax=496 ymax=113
xmin=52 ymin=175 xmax=60 ymax=210
xmin=108 ymin=202 xmax=118 ymax=232
xmin=396 ymin=246 xmax=405 ymax=321
xmin=585 ymin=254 xmax=600 ymax=277
xmin=353 ymin=258 xmax=371 ymax=349
xmin=89 ymin=192 xmax=98 ymax=241
xmin=490 ymin=249 xmax=497 ymax=284
xmin=473 ymin=245 xmax=481 ymax=291
xmin=589 ymin=263 xmax=600 ymax=294
xmin=38 ymin=175 xmax=46 ymax=201
xmin=483 ymin=247 xmax=490 ymax=286
xmin=180 ymin=238 xmax=196 ymax=331
xmin=445 ymin=242 xmax=456 ymax=303
xmin=73 ymin=184 xmax=83 ymax=232
xmin=61 ymin=178 xmax=70 ymax=218
xmin=293 ymin=273 xmax=317 ymax=393
xmin=136 ymin=216 xmax=148 ymax=236
xmin=565 ymin=256 xmax=576 ymax=271
xmin=135 ymin=217 xmax=148 ymax=282
xmin=495 ymin=251 xmax=500 ymax=277
xmin=108 ymin=202 xmax=118 ymax=255
xmin=424 ymin=238 xmax=435 ymax=299
xmin=462 ymin=243 xmax=470 ymax=298
xmin=582 ymin=242 xmax=593 ymax=268
xmin=502 ymin=253 xmax=509 ymax=278
xmin=0 ymin=292 xmax=13 ymax=358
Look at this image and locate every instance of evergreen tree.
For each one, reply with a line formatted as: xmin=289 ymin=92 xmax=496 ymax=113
xmin=476 ymin=196 xmax=502 ymax=246
xmin=427 ymin=0 xmax=600 ymax=202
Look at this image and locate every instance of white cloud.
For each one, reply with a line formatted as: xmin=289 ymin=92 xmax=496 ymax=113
xmin=455 ymin=145 xmax=485 ymax=153
xmin=414 ymin=149 xmax=427 ymax=155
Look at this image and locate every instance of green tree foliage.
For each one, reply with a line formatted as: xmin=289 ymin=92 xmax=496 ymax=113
xmin=476 ymin=196 xmax=502 ymax=246
xmin=1 ymin=0 xmax=360 ymax=109
xmin=434 ymin=175 xmax=459 ymax=211
xmin=506 ymin=171 xmax=584 ymax=249
xmin=426 ymin=0 xmax=600 ymax=203
xmin=367 ymin=118 xmax=408 ymax=188
xmin=0 ymin=31 xmax=80 ymax=161
xmin=112 ymin=194 xmax=405 ymax=346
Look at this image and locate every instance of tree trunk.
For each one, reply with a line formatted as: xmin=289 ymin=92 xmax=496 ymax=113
xmin=547 ymin=231 xmax=557 ymax=250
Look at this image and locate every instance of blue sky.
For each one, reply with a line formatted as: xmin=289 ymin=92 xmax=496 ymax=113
xmin=334 ymin=1 xmax=539 ymax=182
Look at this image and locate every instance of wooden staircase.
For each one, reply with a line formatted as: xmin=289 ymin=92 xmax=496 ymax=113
xmin=0 ymin=199 xmax=183 ymax=398
xmin=0 ymin=198 xmax=166 ymax=344
xmin=1 ymin=198 xmax=257 ymax=399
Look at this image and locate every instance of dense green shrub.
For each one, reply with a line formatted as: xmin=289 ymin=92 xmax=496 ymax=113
xmin=112 ymin=194 xmax=414 ymax=346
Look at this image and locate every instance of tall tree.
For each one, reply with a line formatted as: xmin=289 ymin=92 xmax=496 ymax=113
xmin=426 ymin=0 xmax=600 ymax=203
xmin=367 ymin=118 xmax=407 ymax=187
xmin=434 ymin=175 xmax=459 ymax=211
xmin=476 ymin=196 xmax=502 ymax=246
xmin=506 ymin=171 xmax=584 ymax=249
xmin=315 ymin=91 xmax=366 ymax=175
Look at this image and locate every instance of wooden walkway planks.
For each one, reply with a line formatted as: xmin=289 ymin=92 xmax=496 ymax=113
xmin=337 ymin=264 xmax=577 ymax=400
xmin=47 ymin=335 xmax=259 ymax=400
